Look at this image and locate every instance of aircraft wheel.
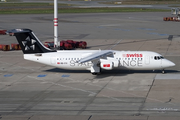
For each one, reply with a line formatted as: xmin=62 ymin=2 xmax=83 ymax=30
xmin=92 ymin=72 xmax=100 ymax=75
xmin=162 ymin=70 xmax=165 ymax=74
xmin=92 ymin=73 xmax=97 ymax=75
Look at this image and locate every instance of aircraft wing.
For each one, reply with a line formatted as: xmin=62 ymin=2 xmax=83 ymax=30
xmin=78 ymin=50 xmax=114 ymax=63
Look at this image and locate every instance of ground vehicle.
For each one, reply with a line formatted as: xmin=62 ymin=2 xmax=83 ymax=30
xmin=0 ymin=30 xmax=7 ymax=35
xmin=44 ymin=40 xmax=87 ymax=50
xmin=164 ymin=8 xmax=180 ymax=21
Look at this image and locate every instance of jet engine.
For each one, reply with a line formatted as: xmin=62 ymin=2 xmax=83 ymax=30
xmin=100 ymin=62 xmax=113 ymax=70
xmin=100 ymin=58 xmax=119 ymax=70
xmin=107 ymin=57 xmax=119 ymax=67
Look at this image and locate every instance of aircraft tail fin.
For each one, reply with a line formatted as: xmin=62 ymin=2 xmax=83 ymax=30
xmin=7 ymin=29 xmax=56 ymax=54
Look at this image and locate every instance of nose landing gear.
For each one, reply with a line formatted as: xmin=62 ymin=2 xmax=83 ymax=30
xmin=162 ymin=69 xmax=165 ymax=74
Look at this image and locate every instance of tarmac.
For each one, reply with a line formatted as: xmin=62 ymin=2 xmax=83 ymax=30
xmin=0 ymin=12 xmax=180 ymax=119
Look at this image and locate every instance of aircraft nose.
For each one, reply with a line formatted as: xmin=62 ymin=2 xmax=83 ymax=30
xmin=169 ymin=61 xmax=175 ymax=67
xmin=162 ymin=59 xmax=175 ymax=68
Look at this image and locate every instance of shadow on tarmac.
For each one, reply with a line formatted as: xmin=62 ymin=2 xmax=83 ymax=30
xmin=44 ymin=68 xmax=179 ymax=78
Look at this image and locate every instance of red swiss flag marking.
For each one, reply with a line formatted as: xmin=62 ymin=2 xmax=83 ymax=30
xmin=103 ymin=64 xmax=110 ymax=67
xmin=57 ymin=62 xmax=60 ymax=64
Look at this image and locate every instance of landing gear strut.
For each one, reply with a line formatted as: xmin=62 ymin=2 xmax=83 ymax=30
xmin=91 ymin=62 xmax=101 ymax=75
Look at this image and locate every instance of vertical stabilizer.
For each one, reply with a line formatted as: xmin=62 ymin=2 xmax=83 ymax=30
xmin=7 ymin=29 xmax=56 ymax=54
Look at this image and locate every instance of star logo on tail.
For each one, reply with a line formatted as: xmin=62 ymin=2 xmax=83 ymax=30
xmin=22 ymin=36 xmax=36 ymax=51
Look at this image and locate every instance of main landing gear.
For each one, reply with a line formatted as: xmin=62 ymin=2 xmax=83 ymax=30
xmin=91 ymin=64 xmax=101 ymax=75
xmin=92 ymin=72 xmax=100 ymax=75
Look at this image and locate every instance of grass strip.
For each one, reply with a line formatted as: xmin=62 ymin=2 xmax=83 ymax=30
xmin=58 ymin=8 xmax=170 ymax=13
xmin=0 ymin=3 xmax=72 ymax=6
xmin=0 ymin=3 xmax=50 ymax=6
xmin=0 ymin=8 xmax=170 ymax=14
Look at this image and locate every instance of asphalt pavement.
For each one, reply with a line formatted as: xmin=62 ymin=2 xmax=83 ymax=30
xmin=0 ymin=12 xmax=180 ymax=120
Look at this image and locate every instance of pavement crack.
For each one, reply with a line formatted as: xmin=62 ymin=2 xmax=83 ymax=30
xmin=137 ymin=39 xmax=146 ymax=51
xmin=27 ymin=115 xmax=33 ymax=120
xmin=87 ymin=115 xmax=92 ymax=120
xmin=168 ymin=35 xmax=173 ymax=41
xmin=165 ymin=97 xmax=174 ymax=103
xmin=165 ymin=40 xmax=172 ymax=56
xmin=76 ymin=76 xmax=115 ymax=115
xmin=147 ymin=116 xmax=150 ymax=120
xmin=138 ymin=77 xmax=156 ymax=115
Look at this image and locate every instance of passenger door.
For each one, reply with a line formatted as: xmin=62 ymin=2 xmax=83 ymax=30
xmin=50 ymin=56 xmax=56 ymax=64
xmin=145 ymin=55 xmax=150 ymax=65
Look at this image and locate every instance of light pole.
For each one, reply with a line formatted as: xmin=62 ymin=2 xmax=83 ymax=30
xmin=54 ymin=0 xmax=58 ymax=48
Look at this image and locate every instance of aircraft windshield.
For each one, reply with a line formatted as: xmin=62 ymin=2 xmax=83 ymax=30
xmin=154 ymin=56 xmax=164 ymax=60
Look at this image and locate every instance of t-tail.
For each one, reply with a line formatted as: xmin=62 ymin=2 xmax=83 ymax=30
xmin=7 ymin=29 xmax=56 ymax=54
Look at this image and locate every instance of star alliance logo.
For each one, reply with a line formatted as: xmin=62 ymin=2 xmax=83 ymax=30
xmin=22 ymin=36 xmax=36 ymax=51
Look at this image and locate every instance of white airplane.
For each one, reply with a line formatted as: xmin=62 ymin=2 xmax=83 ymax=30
xmin=8 ymin=29 xmax=175 ymax=75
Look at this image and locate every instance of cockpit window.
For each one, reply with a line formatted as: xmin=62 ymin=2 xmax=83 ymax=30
xmin=154 ymin=56 xmax=164 ymax=60
xmin=160 ymin=56 xmax=164 ymax=59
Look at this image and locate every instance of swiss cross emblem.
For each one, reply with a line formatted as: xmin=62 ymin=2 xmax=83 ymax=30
xmin=103 ymin=64 xmax=110 ymax=67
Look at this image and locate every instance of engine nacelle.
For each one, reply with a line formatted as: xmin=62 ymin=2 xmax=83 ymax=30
xmin=100 ymin=61 xmax=113 ymax=70
xmin=107 ymin=57 xmax=119 ymax=67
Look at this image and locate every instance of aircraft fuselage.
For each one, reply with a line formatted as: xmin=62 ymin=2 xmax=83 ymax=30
xmin=24 ymin=50 xmax=175 ymax=72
